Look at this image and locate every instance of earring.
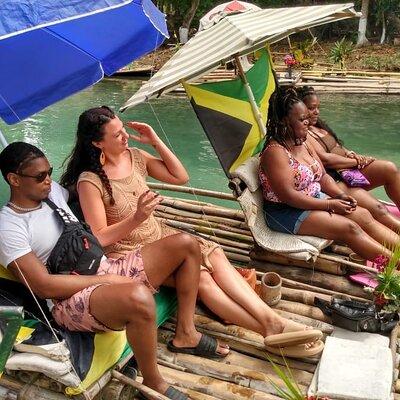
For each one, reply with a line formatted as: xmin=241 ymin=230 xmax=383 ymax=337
xmin=100 ymin=150 xmax=106 ymax=166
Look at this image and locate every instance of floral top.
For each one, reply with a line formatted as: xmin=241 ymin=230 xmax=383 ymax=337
xmin=259 ymin=143 xmax=323 ymax=203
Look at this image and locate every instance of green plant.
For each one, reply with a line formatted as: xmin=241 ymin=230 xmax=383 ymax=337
xmin=374 ymin=243 xmax=400 ymax=312
xmin=266 ymin=355 xmax=329 ymax=400
xmin=292 ymin=38 xmax=317 ymax=68
xmin=363 ymin=54 xmax=400 ymax=71
xmin=329 ymin=37 xmax=354 ymax=69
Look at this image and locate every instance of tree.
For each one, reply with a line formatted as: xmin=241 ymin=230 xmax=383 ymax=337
xmin=357 ymin=0 xmax=370 ymax=46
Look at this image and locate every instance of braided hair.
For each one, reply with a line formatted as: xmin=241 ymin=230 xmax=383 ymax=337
xmin=263 ymin=86 xmax=304 ymax=152
xmin=0 ymin=142 xmax=45 ymax=184
xmin=60 ymin=106 xmax=117 ymax=205
xmin=297 ymin=85 xmax=343 ymax=146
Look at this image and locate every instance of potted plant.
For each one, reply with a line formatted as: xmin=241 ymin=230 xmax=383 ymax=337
xmin=283 ymin=54 xmax=297 ymax=79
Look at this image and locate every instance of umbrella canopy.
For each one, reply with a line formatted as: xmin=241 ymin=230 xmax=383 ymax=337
xmin=0 ymin=0 xmax=168 ymax=125
xmin=121 ymin=3 xmax=359 ymax=111
xmin=199 ymin=1 xmax=261 ymax=31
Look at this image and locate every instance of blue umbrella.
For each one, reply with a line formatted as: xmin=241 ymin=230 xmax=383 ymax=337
xmin=0 ymin=0 xmax=168 ymax=133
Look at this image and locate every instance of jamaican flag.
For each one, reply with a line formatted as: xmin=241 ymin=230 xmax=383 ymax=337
xmin=184 ymin=48 xmax=276 ymax=176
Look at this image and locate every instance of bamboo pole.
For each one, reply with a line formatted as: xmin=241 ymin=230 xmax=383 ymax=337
xmin=274 ymin=309 xmax=333 ymax=335
xmin=112 ymin=370 xmax=169 ymax=400
xmin=156 ymin=211 xmax=251 ymax=236
xmin=160 ymin=219 xmax=253 ymax=243
xmin=280 ymin=277 xmax=369 ymax=303
xmin=148 ymin=182 xmax=236 ymax=201
xmin=225 ymin=251 xmax=251 ymax=264
xmin=160 ymin=198 xmax=245 ymax=220
xmin=157 ymin=343 xmax=308 ymax=396
xmin=157 ymin=343 xmax=314 ymax=387
xmin=391 ymin=325 xmax=400 ymax=369
xmin=281 ymin=286 xmax=331 ymax=305
xmin=272 ymin=299 xmax=331 ymax=324
xmin=250 ymin=249 xmax=346 ymax=275
xmin=220 ymin=244 xmax=250 ymax=256
xmin=158 ymin=364 xmax=282 ymax=400
xmin=155 ymin=206 xmax=250 ymax=229
xmin=250 ymin=261 xmax=372 ymax=299
xmin=189 ymin=231 xmax=252 ymax=250
xmin=318 ymin=253 xmax=377 ymax=274
xmin=330 ymin=244 xmax=353 ymax=256
xmin=177 ymin=387 xmax=222 ymax=400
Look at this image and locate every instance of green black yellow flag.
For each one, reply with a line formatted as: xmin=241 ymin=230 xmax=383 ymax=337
xmin=184 ymin=48 xmax=276 ymax=176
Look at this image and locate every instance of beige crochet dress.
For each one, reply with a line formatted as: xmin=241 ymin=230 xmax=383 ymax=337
xmin=78 ymin=148 xmax=218 ymax=271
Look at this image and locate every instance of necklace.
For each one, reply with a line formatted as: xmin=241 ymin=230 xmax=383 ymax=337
xmin=7 ymin=201 xmax=42 ymax=212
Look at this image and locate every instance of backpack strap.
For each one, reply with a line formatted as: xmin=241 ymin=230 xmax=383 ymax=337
xmin=44 ymin=198 xmax=76 ymax=227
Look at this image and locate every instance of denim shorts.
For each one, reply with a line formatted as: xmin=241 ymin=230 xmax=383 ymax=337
xmin=263 ymin=193 xmax=326 ymax=234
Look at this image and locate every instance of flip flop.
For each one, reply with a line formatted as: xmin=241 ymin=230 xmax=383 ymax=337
xmin=167 ymin=333 xmax=228 ymax=359
xmin=264 ymin=329 xmax=322 ymax=348
xmin=136 ymin=386 xmax=189 ymax=400
xmin=265 ymin=339 xmax=324 ymax=358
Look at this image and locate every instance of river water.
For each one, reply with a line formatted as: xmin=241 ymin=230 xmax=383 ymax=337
xmin=0 ymin=78 xmax=399 ymax=206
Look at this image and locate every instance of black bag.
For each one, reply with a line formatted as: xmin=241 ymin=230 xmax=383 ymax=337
xmin=45 ymin=199 xmax=104 ymax=275
xmin=315 ymin=296 xmax=399 ymax=333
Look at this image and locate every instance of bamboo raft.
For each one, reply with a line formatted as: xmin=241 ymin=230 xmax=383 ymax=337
xmin=0 ymin=183 xmax=399 ymax=400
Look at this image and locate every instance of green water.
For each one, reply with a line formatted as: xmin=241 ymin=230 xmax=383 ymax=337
xmin=0 ymin=78 xmax=399 ymax=206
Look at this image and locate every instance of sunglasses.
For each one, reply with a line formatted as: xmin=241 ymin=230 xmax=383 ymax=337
xmin=16 ymin=167 xmax=53 ymax=183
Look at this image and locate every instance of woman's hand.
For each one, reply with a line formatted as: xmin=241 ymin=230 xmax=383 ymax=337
xmin=326 ymin=198 xmax=355 ymax=215
xmin=358 ymin=156 xmax=375 ymax=169
xmin=334 ymin=193 xmax=357 ymax=207
xmin=126 ymin=121 xmax=160 ymax=146
xmin=133 ymin=190 xmax=164 ymax=225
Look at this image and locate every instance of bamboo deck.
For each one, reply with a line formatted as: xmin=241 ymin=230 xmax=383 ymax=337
xmin=0 ymin=184 xmax=399 ymax=400
xmin=165 ymin=64 xmax=400 ymax=95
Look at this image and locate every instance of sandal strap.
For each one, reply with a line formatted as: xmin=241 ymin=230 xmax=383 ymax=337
xmin=165 ymin=386 xmax=189 ymax=400
xmin=195 ymin=334 xmax=218 ymax=356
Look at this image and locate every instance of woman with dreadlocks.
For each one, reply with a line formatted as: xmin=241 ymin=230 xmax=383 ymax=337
xmin=61 ymin=106 xmax=325 ymax=358
xmin=259 ymin=87 xmax=399 ymax=262
xmin=298 ymin=86 xmax=400 ymax=216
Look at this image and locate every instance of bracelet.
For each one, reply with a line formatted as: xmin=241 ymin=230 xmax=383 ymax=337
xmin=325 ymin=199 xmax=334 ymax=214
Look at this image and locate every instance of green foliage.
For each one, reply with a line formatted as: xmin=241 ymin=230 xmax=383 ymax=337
xmin=266 ymin=355 xmax=329 ymax=400
xmin=329 ymin=37 xmax=354 ymax=69
xmin=363 ymin=54 xmax=400 ymax=71
xmin=292 ymin=38 xmax=317 ymax=68
xmin=266 ymin=355 xmax=305 ymax=400
xmin=375 ymin=242 xmax=400 ymax=312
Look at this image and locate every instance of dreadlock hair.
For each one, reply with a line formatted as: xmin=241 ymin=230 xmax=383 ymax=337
xmin=0 ymin=142 xmax=45 ymax=184
xmin=262 ymin=85 xmax=303 ymax=152
xmin=60 ymin=106 xmax=117 ymax=205
xmin=296 ymin=85 xmax=343 ymax=146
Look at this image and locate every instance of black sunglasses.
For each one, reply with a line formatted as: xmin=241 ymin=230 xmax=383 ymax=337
xmin=16 ymin=167 xmax=53 ymax=183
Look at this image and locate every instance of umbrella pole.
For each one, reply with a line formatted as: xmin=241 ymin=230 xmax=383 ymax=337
xmin=234 ymin=56 xmax=266 ymax=137
xmin=0 ymin=128 xmax=8 ymax=148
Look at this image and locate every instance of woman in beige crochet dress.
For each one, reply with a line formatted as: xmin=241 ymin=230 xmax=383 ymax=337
xmin=61 ymin=106 xmax=323 ymax=357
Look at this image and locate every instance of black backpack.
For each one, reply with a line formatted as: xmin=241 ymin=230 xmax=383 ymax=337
xmin=45 ymin=199 xmax=104 ymax=275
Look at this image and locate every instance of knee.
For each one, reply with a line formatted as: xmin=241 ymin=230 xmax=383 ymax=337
xmin=177 ymin=233 xmax=200 ymax=256
xmin=355 ymin=207 xmax=374 ymax=226
xmin=342 ymin=220 xmax=364 ymax=239
xmin=371 ymin=201 xmax=389 ymax=218
xmin=123 ymin=283 xmax=156 ymax=322
xmin=198 ymin=271 xmax=215 ymax=295
xmin=385 ymin=161 xmax=399 ymax=176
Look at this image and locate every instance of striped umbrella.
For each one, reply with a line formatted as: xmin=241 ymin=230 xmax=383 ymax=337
xmin=121 ymin=3 xmax=359 ymax=111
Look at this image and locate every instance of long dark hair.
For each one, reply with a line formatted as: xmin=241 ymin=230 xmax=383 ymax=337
xmin=262 ymin=85 xmax=303 ymax=152
xmin=60 ymin=106 xmax=116 ymax=205
xmin=297 ymin=85 xmax=343 ymax=146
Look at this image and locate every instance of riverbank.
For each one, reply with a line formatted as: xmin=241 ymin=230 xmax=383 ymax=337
xmin=124 ymin=42 xmax=400 ymax=74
